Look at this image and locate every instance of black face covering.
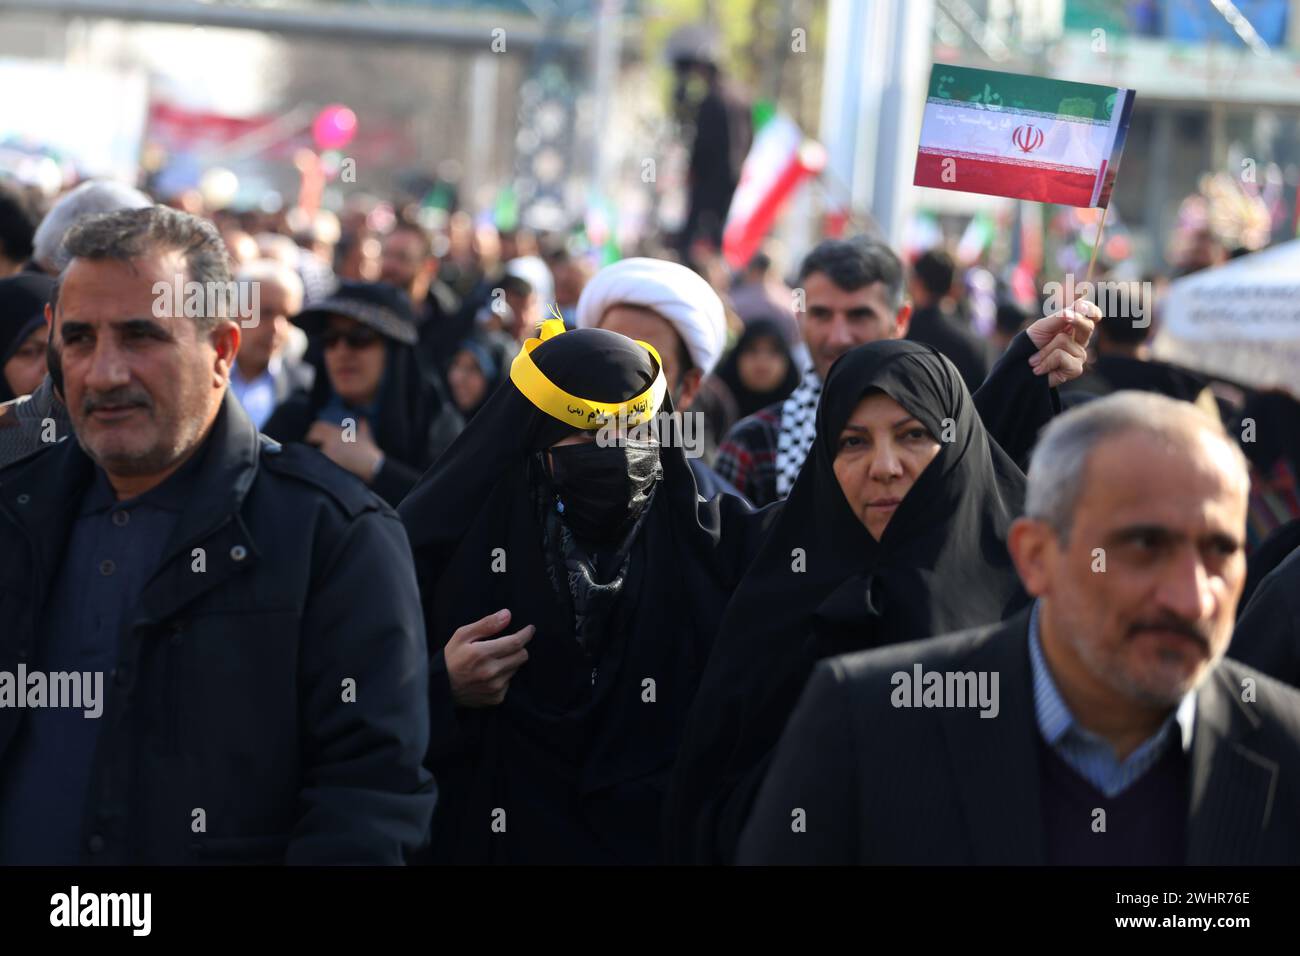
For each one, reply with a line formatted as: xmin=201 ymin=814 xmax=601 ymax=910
xmin=546 ymin=439 xmax=662 ymax=547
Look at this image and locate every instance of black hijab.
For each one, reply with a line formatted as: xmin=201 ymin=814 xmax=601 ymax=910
xmin=666 ymin=338 xmax=1029 ymax=863
xmin=0 ymin=274 xmax=53 ymax=402
xmin=399 ymin=324 xmax=761 ymax=864
xmin=713 ymin=319 xmax=800 ymax=420
xmin=448 ymin=335 xmax=502 ymax=420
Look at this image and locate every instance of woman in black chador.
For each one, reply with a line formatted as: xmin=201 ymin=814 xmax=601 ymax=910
xmin=399 ymin=320 xmax=760 ymax=864
xmin=667 ymin=339 xmax=1031 ymax=864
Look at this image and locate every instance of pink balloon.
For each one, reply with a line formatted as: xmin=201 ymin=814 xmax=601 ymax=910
xmin=312 ymin=105 xmax=357 ymax=150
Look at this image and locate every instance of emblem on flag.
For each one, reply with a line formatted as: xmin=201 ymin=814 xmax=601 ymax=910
xmin=1012 ymin=124 xmax=1044 ymax=154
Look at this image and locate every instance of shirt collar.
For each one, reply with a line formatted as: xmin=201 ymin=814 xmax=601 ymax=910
xmin=231 ymin=356 xmax=280 ymax=387
xmin=1028 ymin=599 xmax=1196 ymax=755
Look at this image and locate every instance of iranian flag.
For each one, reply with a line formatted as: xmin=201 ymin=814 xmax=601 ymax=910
xmin=914 ymin=66 xmax=1134 ymax=208
xmin=722 ymin=104 xmax=826 ymax=268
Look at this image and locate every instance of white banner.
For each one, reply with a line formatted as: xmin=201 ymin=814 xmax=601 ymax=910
xmin=1153 ymin=240 xmax=1300 ymax=395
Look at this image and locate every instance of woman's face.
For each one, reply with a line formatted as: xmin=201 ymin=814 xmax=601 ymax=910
xmin=832 ymin=392 xmax=942 ymax=541
xmin=447 ymin=349 xmax=488 ymax=413
xmin=322 ymin=315 xmax=386 ymax=406
xmin=3 ymin=326 xmax=48 ymax=398
xmin=736 ymin=335 xmax=788 ymax=393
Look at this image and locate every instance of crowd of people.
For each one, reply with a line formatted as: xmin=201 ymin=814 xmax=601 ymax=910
xmin=0 ymin=173 xmax=1296 ymax=866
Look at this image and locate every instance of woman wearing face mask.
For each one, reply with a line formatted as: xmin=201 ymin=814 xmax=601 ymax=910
xmin=667 ymin=338 xmax=1029 ymax=864
xmin=263 ymin=280 xmax=463 ymax=506
xmin=398 ymin=320 xmax=760 ymax=864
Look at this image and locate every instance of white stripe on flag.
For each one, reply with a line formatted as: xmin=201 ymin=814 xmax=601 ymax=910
xmin=918 ymin=103 xmax=1112 ymax=172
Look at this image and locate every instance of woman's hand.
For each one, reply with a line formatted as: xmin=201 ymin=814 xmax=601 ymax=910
xmin=444 ymin=609 xmax=535 ymax=708
xmin=306 ymin=418 xmax=385 ymax=481
xmin=1025 ymin=297 xmax=1103 ymax=388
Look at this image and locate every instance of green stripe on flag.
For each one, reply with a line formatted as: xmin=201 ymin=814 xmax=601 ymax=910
xmin=927 ymin=65 xmax=1121 ymax=123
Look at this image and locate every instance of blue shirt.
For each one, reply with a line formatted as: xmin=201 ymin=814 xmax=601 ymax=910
xmin=0 ymin=451 xmax=202 ymax=863
xmin=1028 ymin=600 xmax=1196 ymax=799
xmin=230 ymin=358 xmax=280 ymax=431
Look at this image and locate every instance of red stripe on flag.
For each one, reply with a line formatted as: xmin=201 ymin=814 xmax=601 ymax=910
xmin=913 ymin=153 xmax=1097 ymax=208
xmin=723 ymin=153 xmax=815 ymax=269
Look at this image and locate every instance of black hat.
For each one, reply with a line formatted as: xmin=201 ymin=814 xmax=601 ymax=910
xmin=294 ymin=280 xmax=418 ymax=346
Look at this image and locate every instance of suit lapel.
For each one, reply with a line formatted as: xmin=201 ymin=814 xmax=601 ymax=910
xmin=939 ymin=609 xmax=1047 ymax=864
xmin=1186 ymin=667 xmax=1277 ymax=865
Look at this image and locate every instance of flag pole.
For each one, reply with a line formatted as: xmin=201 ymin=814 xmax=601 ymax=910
xmin=1084 ymin=203 xmax=1110 ymax=287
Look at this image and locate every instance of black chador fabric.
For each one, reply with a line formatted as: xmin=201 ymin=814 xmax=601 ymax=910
xmin=666 ymin=339 xmax=1029 ymax=864
xmin=398 ymin=326 xmax=761 ymax=864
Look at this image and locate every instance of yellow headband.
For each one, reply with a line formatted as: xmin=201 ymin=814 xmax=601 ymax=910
xmin=510 ymin=317 xmax=667 ymax=430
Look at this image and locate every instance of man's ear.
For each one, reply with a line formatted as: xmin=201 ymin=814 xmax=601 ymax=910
xmin=892 ymin=302 xmax=913 ymax=339
xmin=210 ymin=319 xmax=241 ymax=385
xmin=1007 ymin=515 xmax=1056 ymax=598
xmin=676 ymin=367 xmax=704 ymax=411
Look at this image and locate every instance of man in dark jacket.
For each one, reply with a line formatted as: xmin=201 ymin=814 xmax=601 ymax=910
xmin=740 ymin=392 xmax=1300 ymax=865
xmin=0 ymin=206 xmax=434 ymax=864
xmin=1231 ymin=544 xmax=1300 ymax=689
xmin=905 ymin=249 xmax=991 ymax=393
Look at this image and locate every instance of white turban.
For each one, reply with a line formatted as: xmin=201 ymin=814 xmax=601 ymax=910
xmin=575 ymin=257 xmax=727 ymax=374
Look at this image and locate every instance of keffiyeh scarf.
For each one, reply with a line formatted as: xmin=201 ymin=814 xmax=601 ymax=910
xmin=774 ymin=363 xmax=821 ymax=497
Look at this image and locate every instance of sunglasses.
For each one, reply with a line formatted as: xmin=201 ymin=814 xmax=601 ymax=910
xmin=322 ymin=326 xmax=382 ymax=350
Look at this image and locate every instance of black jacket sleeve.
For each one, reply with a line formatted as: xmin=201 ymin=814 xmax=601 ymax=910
xmin=287 ymin=510 xmax=437 ymax=864
xmin=736 ymin=660 xmax=858 ymax=865
xmin=1230 ymin=550 xmax=1300 ymax=689
xmin=972 ymin=331 xmax=1060 ymax=470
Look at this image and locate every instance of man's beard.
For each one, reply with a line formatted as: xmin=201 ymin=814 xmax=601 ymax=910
xmin=75 ymin=386 xmax=201 ymax=478
xmin=1060 ymin=610 xmax=1223 ymax=708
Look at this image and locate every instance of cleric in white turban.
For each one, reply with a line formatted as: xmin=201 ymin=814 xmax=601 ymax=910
xmin=575 ymin=256 xmax=745 ymax=502
xmin=575 ymin=257 xmax=727 ymax=411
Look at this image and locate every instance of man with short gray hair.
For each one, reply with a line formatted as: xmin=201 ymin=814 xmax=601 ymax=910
xmin=0 ymin=205 xmax=435 ymax=864
xmin=738 ymin=391 xmax=1300 ymax=864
